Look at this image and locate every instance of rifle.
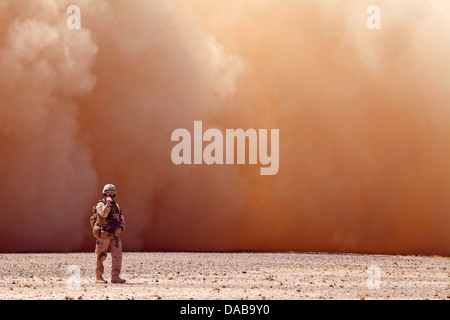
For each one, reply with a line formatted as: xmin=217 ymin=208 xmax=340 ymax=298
xmin=103 ymin=197 xmax=122 ymax=249
xmin=112 ymin=221 xmax=122 ymax=249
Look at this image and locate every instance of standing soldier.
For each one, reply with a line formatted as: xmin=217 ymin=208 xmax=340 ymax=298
xmin=92 ymin=184 xmax=126 ymax=284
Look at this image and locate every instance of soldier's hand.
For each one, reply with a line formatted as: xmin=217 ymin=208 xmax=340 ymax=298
xmin=115 ymin=229 xmax=122 ymax=237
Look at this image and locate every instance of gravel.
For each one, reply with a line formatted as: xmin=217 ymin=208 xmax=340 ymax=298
xmin=0 ymin=252 xmax=448 ymax=300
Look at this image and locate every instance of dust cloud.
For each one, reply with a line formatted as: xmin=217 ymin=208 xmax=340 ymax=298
xmin=0 ymin=0 xmax=448 ymax=255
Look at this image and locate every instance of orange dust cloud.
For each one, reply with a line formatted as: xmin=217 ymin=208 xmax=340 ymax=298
xmin=0 ymin=0 xmax=449 ymax=255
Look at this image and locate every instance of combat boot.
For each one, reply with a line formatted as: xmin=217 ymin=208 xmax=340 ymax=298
xmin=95 ymin=275 xmax=108 ymax=284
xmin=111 ymin=275 xmax=126 ymax=284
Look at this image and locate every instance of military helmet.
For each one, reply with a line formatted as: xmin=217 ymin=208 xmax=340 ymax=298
xmin=102 ymin=184 xmax=116 ymax=196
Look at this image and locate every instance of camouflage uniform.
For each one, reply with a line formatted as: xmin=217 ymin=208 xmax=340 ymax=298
xmin=94 ymin=199 xmax=125 ymax=283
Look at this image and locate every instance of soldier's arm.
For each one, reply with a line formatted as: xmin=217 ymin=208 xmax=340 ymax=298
xmin=96 ymin=201 xmax=111 ymax=218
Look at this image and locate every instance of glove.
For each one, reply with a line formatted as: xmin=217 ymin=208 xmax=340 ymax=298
xmin=114 ymin=228 xmax=122 ymax=237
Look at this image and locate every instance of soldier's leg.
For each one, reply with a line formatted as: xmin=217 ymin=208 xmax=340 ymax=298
xmin=95 ymin=238 xmax=111 ymax=282
xmin=110 ymin=237 xmax=125 ymax=283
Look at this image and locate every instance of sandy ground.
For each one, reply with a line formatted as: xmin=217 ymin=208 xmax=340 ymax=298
xmin=0 ymin=252 xmax=448 ymax=300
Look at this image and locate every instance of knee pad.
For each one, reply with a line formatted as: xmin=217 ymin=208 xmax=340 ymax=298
xmin=98 ymin=253 xmax=107 ymax=262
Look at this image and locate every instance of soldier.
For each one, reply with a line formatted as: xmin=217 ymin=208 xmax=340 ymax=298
xmin=93 ymin=184 xmax=126 ymax=284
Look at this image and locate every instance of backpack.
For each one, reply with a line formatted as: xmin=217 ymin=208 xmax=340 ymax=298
xmin=90 ymin=200 xmax=106 ymax=228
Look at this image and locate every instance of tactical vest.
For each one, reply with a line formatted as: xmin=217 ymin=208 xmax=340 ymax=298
xmin=96 ymin=200 xmax=122 ymax=229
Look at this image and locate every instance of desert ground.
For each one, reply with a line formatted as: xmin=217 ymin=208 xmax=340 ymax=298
xmin=0 ymin=252 xmax=448 ymax=300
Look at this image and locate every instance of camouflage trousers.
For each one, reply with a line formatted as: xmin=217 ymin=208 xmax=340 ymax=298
xmin=95 ymin=235 xmax=122 ymax=278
